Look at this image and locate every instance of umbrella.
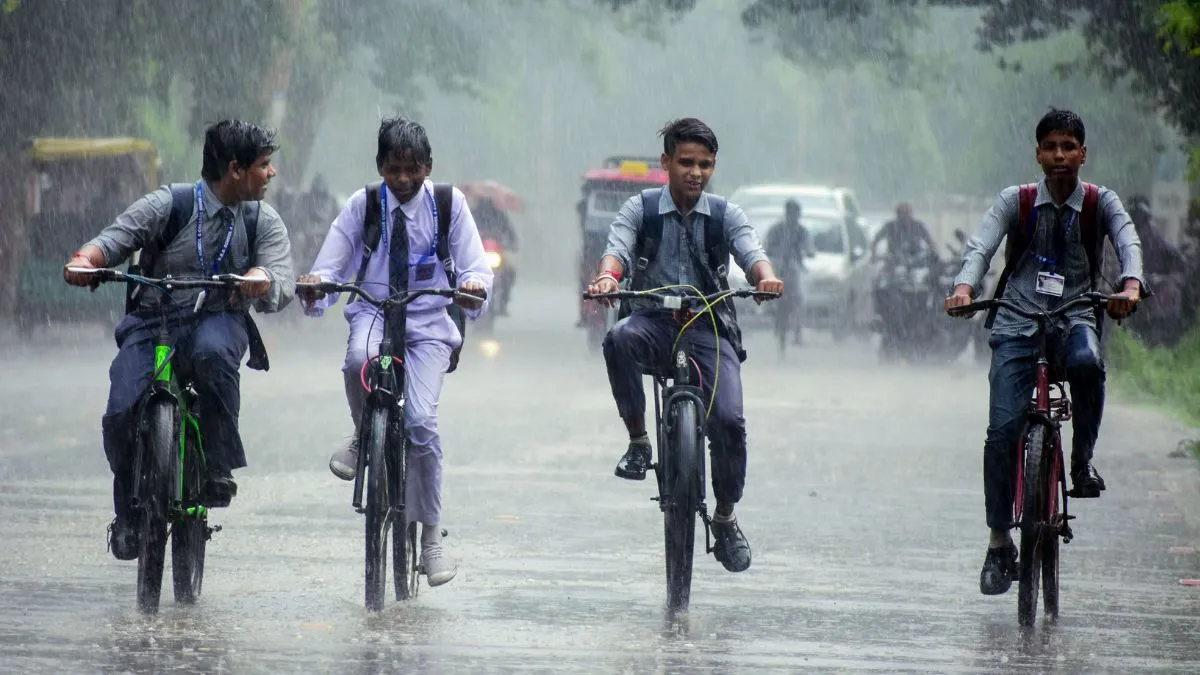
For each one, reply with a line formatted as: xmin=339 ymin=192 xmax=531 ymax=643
xmin=460 ymin=180 xmax=524 ymax=213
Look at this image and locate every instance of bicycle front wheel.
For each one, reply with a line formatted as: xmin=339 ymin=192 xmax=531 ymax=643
xmin=390 ymin=430 xmax=418 ymax=601
xmin=1017 ymin=423 xmax=1049 ymax=627
xmin=363 ymin=406 xmax=390 ymax=612
xmin=172 ymin=418 xmax=207 ymax=604
xmin=137 ymin=401 xmax=177 ymax=614
xmin=1042 ymin=432 xmax=1066 ymax=622
xmin=663 ymin=399 xmax=701 ymax=613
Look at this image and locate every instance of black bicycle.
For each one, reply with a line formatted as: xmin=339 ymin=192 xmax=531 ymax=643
xmin=949 ymin=291 xmax=1116 ymax=627
xmin=583 ymin=288 xmax=776 ymax=612
xmin=297 ymin=280 xmax=479 ymax=612
xmin=68 ymin=267 xmax=256 ymax=613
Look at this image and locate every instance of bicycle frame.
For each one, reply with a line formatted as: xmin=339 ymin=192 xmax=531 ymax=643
xmin=651 ymin=320 xmax=710 ymax=523
xmin=351 ymin=333 xmax=407 ymax=515
xmin=1013 ymin=327 xmax=1073 ymax=542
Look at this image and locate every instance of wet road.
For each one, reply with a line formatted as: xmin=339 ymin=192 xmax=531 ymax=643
xmin=2 ymin=284 xmax=1200 ymax=674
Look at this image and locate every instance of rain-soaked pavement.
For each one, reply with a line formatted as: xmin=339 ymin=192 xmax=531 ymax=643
xmin=2 ymin=283 xmax=1200 ymax=674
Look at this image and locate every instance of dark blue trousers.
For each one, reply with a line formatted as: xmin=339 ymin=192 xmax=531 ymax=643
xmin=102 ymin=310 xmax=248 ymax=517
xmin=983 ymin=324 xmax=1105 ymax=529
xmin=602 ymin=309 xmax=748 ymax=505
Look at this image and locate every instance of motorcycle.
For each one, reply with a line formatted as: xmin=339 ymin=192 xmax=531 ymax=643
xmin=873 ymin=237 xmax=971 ymax=363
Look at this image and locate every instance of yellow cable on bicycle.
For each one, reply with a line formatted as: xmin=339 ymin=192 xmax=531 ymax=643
xmin=622 ymin=284 xmax=737 ymax=418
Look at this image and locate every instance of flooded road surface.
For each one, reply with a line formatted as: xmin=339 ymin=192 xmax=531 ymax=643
xmin=2 ymin=284 xmax=1199 ymax=674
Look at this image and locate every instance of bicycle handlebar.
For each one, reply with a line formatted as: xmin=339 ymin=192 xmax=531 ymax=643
xmin=947 ymin=291 xmax=1114 ymax=322
xmin=296 ymin=280 xmax=481 ymax=309
xmin=67 ymin=267 xmax=260 ymax=291
xmin=582 ymin=288 xmax=780 ymax=309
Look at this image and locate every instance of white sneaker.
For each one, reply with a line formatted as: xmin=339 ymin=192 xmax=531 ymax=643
xmin=420 ymin=541 xmax=458 ymax=587
xmin=328 ymin=438 xmax=359 ymax=481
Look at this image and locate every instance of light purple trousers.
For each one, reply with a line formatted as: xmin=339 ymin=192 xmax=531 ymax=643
xmin=343 ymin=308 xmax=458 ymax=527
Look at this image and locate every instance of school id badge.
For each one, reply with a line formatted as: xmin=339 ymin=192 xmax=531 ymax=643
xmin=1035 ymin=271 xmax=1065 ymax=298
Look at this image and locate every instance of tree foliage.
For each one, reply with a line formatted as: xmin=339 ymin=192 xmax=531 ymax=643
xmin=0 ymin=0 xmax=482 ymax=182
xmin=602 ymin=0 xmax=1200 ymax=143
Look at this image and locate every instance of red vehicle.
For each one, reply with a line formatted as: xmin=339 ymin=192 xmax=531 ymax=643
xmin=577 ymin=157 xmax=670 ymax=350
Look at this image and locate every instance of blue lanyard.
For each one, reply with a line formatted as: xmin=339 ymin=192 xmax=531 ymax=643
xmin=380 ymin=185 xmax=438 ymax=258
xmin=194 ymin=181 xmax=236 ymax=275
xmin=1030 ymin=205 xmax=1077 ymax=269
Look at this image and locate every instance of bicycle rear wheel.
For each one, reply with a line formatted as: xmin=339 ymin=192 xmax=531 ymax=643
xmin=173 ymin=420 xmax=206 ymax=604
xmin=390 ymin=430 xmax=418 ymax=601
xmin=363 ymin=406 xmax=390 ymax=612
xmin=137 ymin=401 xmax=176 ymax=614
xmin=1017 ymin=424 xmax=1048 ymax=627
xmin=1042 ymin=433 xmax=1065 ymax=622
xmin=663 ymin=399 xmax=701 ymax=613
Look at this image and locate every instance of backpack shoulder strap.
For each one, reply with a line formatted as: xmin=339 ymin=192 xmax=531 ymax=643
xmin=433 ymin=183 xmax=456 ymax=286
xmin=704 ymin=194 xmax=729 ymax=285
xmin=1080 ymin=181 xmax=1101 ymax=250
xmin=985 ymin=184 xmax=1037 ymax=329
xmin=142 ymin=183 xmax=196 ymax=267
xmin=634 ymin=188 xmax=665 ymax=281
xmin=348 ymin=182 xmax=383 ymax=302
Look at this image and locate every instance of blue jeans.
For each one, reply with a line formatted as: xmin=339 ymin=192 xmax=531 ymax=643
xmin=102 ymin=310 xmax=249 ymax=517
xmin=602 ymin=309 xmax=748 ymax=505
xmin=983 ymin=324 xmax=1105 ymax=529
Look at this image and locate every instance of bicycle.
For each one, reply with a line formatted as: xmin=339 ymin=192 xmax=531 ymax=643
xmin=583 ymin=287 xmax=777 ymax=612
xmin=948 ymin=291 xmax=1114 ymax=627
xmin=296 ymin=280 xmax=479 ymax=612
xmin=67 ymin=267 xmax=257 ymax=613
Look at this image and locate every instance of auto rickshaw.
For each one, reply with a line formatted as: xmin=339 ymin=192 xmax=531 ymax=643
xmin=576 ymin=157 xmax=669 ymax=351
xmin=0 ymin=137 xmax=159 ymax=334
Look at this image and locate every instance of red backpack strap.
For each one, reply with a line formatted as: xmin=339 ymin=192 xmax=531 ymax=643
xmin=1016 ymin=183 xmax=1038 ymax=239
xmin=1079 ymin=182 xmax=1100 ymax=247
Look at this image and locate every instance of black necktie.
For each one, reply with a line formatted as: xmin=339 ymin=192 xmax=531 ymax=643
xmin=386 ymin=206 xmax=410 ymax=352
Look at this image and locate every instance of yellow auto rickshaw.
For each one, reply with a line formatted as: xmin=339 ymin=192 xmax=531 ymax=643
xmin=0 ymin=137 xmax=159 ymax=333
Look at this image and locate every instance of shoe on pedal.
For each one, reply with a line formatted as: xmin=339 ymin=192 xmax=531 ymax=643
xmin=107 ymin=515 xmax=139 ymax=561
xmin=710 ymin=515 xmax=752 ymax=573
xmin=980 ymin=543 xmax=1017 ymax=595
xmin=201 ymin=468 xmax=237 ymax=508
xmin=420 ymin=541 xmax=458 ymax=587
xmin=1070 ymin=462 xmax=1105 ymax=498
xmin=329 ymin=438 xmax=359 ymax=481
xmin=614 ymin=441 xmax=652 ymax=481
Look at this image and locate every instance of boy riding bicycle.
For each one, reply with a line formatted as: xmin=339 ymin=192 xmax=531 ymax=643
xmin=63 ymin=120 xmax=295 ymax=560
xmin=587 ymin=117 xmax=783 ymax=573
xmin=296 ymin=117 xmax=491 ymax=587
xmin=944 ymin=109 xmax=1145 ymax=596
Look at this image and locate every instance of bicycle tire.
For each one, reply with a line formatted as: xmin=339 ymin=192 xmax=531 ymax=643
xmin=172 ymin=420 xmax=206 ymax=604
xmin=663 ymin=399 xmax=700 ymax=613
xmin=363 ymin=406 xmax=390 ymax=612
xmin=136 ymin=401 xmax=176 ymax=614
xmin=1017 ymin=423 xmax=1048 ymax=627
xmin=390 ymin=429 xmax=418 ymax=601
xmin=1042 ymin=433 xmax=1065 ymax=621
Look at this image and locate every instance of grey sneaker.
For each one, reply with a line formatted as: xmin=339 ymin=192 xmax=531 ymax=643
xmin=420 ymin=541 xmax=458 ymax=587
xmin=329 ymin=438 xmax=359 ymax=481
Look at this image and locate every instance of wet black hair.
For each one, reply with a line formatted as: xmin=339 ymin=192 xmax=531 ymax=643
xmin=1035 ymin=108 xmax=1086 ymax=145
xmin=659 ymin=117 xmax=718 ymax=156
xmin=376 ymin=116 xmax=433 ymax=167
xmin=201 ymin=120 xmax=279 ymax=181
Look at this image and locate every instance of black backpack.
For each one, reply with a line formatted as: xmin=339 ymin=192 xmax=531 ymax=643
xmin=355 ymin=182 xmax=467 ymax=373
xmin=621 ymin=187 xmax=746 ymax=361
xmin=125 ymin=182 xmax=269 ymax=371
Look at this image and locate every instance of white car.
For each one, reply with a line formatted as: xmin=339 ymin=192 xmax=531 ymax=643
xmin=730 ymin=183 xmax=870 ymax=233
xmin=727 ymin=207 xmax=875 ymax=340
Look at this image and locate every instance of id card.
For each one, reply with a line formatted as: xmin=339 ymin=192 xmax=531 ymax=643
xmin=413 ymin=261 xmax=436 ymax=282
xmin=1035 ymin=271 xmax=1065 ymax=298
